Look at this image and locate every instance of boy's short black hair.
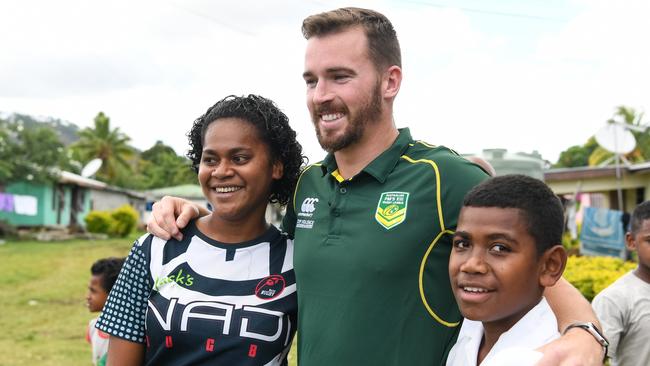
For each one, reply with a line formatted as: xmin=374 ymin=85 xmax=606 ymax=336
xmin=187 ymin=94 xmax=306 ymax=206
xmin=91 ymin=257 xmax=125 ymax=293
xmin=462 ymin=174 xmax=564 ymax=255
xmin=630 ymin=200 xmax=650 ymax=235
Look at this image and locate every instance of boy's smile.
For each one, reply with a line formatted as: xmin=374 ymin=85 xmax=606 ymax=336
xmin=449 ymin=206 xmax=544 ymax=333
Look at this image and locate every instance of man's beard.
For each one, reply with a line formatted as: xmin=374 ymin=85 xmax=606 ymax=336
xmin=313 ymin=81 xmax=383 ymax=153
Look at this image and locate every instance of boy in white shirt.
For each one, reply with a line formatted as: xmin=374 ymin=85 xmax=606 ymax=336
xmin=592 ymin=200 xmax=650 ymax=366
xmin=446 ymin=175 xmax=569 ymax=366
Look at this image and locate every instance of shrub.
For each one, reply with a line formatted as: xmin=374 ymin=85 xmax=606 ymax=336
xmin=84 ymin=211 xmax=114 ymax=234
xmin=109 ymin=204 xmax=139 ymax=237
xmin=0 ymin=219 xmax=17 ymax=238
xmin=563 ymin=255 xmax=636 ymax=302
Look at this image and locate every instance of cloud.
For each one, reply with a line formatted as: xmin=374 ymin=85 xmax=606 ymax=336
xmin=1 ymin=0 xmax=648 ymax=164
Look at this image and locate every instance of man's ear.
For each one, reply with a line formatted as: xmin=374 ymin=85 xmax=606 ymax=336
xmin=625 ymin=232 xmax=637 ymax=252
xmin=382 ymin=65 xmax=402 ymax=100
xmin=272 ymin=160 xmax=284 ymax=180
xmin=539 ymin=245 xmax=568 ymax=287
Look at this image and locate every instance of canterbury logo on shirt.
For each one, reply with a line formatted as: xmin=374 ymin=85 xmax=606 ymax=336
xmin=300 ymin=197 xmax=319 ymax=214
xmin=297 ymin=197 xmax=319 ymax=229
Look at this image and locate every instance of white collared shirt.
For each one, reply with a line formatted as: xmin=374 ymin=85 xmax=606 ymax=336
xmin=446 ymin=297 xmax=559 ymax=366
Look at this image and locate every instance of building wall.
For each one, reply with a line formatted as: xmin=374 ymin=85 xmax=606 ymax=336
xmin=546 ymin=171 xmax=650 ymax=212
xmin=0 ymin=181 xmax=96 ymax=227
xmin=90 ymin=190 xmax=133 ymax=211
xmin=90 ymin=189 xmax=145 ymax=223
xmin=0 ymin=181 xmax=49 ymax=226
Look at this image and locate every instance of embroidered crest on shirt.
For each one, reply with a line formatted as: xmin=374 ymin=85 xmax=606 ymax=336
xmin=375 ymin=192 xmax=409 ymax=230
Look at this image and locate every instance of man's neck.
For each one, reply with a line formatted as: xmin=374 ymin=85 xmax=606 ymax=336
xmin=333 ymin=120 xmax=399 ymax=179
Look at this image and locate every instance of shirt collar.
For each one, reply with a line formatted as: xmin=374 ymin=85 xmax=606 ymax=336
xmin=320 ymin=128 xmax=413 ymax=183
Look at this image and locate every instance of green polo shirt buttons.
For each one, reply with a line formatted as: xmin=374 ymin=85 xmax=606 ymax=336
xmin=339 ymin=187 xmax=347 ymax=194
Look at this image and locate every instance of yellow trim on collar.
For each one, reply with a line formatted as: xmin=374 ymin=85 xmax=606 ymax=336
xmin=331 ymin=169 xmax=345 ymax=183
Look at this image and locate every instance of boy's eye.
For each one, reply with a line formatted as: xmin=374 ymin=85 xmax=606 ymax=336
xmin=490 ymin=243 xmax=511 ymax=253
xmin=453 ymin=239 xmax=469 ymax=250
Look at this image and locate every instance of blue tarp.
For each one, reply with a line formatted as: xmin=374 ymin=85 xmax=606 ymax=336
xmin=580 ymin=206 xmax=626 ymax=258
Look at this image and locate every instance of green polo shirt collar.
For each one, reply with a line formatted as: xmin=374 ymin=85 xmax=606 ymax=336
xmin=321 ymin=128 xmax=414 ymax=183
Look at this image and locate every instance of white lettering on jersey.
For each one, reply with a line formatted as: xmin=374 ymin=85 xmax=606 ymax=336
xmin=181 ymin=301 xmax=234 ymax=334
xmin=148 ymin=298 xmax=178 ymax=331
xmin=240 ymin=306 xmax=284 ymax=342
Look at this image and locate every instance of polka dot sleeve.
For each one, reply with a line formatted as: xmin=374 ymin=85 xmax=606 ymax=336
xmin=95 ymin=237 xmax=151 ymax=343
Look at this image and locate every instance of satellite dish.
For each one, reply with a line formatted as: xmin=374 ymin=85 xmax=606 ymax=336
xmin=81 ymin=158 xmax=103 ymax=178
xmin=594 ymin=124 xmax=636 ymax=155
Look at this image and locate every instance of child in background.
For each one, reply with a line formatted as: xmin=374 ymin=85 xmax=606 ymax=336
xmin=86 ymin=257 xmax=124 ymax=366
xmin=592 ymin=200 xmax=650 ymax=366
xmin=446 ymin=175 xmax=569 ymax=366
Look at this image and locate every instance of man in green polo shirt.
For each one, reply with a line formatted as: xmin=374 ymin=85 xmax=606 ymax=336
xmin=284 ymin=128 xmax=485 ymax=365
xmin=149 ymin=7 xmax=606 ymax=366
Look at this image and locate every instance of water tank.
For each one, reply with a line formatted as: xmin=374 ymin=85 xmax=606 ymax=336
xmin=470 ymin=149 xmax=545 ymax=180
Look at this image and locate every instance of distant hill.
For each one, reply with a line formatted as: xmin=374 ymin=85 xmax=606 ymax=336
xmin=0 ymin=112 xmax=81 ymax=145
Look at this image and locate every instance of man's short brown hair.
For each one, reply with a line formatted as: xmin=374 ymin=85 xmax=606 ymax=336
xmin=302 ymin=7 xmax=401 ymax=70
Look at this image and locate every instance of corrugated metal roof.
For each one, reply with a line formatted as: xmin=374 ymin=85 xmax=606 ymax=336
xmin=58 ymin=171 xmax=107 ymax=189
xmin=54 ymin=170 xmax=146 ymax=199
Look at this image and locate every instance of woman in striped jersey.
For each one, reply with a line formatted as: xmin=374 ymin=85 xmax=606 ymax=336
xmin=96 ymin=95 xmax=306 ymax=366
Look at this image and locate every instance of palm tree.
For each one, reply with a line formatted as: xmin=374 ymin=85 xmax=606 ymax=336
xmin=73 ymin=112 xmax=133 ymax=182
xmin=589 ymin=106 xmax=649 ymax=166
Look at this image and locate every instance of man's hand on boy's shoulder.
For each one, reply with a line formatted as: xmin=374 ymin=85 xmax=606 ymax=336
xmin=535 ymin=330 xmax=604 ymax=366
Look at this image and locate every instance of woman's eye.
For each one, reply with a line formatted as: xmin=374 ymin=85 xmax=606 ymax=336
xmin=232 ymin=155 xmax=249 ymax=164
xmin=202 ymin=156 xmax=217 ymax=164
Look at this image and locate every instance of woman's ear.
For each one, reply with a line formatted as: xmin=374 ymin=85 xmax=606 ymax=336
xmin=539 ymin=245 xmax=568 ymax=287
xmin=272 ymin=160 xmax=284 ymax=180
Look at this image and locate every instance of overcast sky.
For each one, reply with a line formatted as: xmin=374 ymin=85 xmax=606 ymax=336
xmin=1 ymin=0 xmax=648 ymax=163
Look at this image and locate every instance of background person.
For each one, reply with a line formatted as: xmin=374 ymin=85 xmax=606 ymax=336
xmin=96 ymin=95 xmax=305 ymax=365
xmin=86 ymin=257 xmax=125 ymax=366
xmin=592 ymin=200 xmax=650 ymax=366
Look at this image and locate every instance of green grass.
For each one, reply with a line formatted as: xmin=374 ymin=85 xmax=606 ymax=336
xmin=0 ymin=234 xmax=297 ymax=365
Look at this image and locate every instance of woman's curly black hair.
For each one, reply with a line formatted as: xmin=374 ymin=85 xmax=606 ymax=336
xmin=187 ymin=94 xmax=307 ymax=206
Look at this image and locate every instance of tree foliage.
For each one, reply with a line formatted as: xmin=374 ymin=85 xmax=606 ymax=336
xmin=555 ymin=138 xmax=598 ymax=168
xmin=0 ymin=120 xmax=68 ymax=184
xmin=1 ymin=111 xmax=196 ymax=190
xmin=72 ymin=112 xmax=133 ymax=183
xmin=139 ymin=141 xmax=196 ymax=189
xmin=555 ymin=106 xmax=649 ymax=168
